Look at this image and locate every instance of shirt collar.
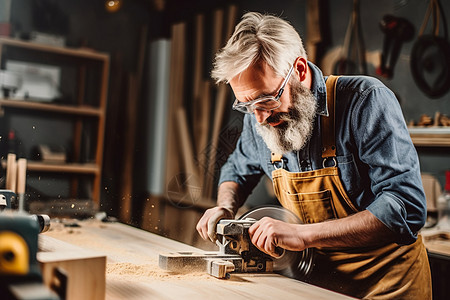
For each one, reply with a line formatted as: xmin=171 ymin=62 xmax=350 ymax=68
xmin=307 ymin=61 xmax=328 ymax=117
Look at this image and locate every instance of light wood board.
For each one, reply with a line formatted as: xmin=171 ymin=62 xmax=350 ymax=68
xmin=40 ymin=220 xmax=354 ymax=300
xmin=38 ymin=236 xmax=106 ymax=300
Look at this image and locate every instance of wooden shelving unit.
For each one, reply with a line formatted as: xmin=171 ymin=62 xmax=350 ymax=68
xmin=0 ymin=37 xmax=109 ymax=208
xmin=408 ymin=127 xmax=450 ymax=147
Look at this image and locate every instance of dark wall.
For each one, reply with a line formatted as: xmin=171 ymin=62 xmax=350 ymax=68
xmin=326 ymin=0 xmax=450 ymax=187
xmin=10 ymin=0 xmax=153 ymax=71
xmin=240 ymin=0 xmax=450 ymax=189
xmin=5 ymin=0 xmax=450 ymax=214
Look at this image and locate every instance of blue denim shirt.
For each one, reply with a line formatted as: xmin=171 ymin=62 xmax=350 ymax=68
xmin=219 ymin=62 xmax=426 ymax=245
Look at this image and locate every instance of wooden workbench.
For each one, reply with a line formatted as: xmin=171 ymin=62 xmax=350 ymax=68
xmin=421 ymin=228 xmax=450 ymax=300
xmin=40 ymin=219 xmax=353 ymax=300
xmin=422 ymin=228 xmax=450 ymax=257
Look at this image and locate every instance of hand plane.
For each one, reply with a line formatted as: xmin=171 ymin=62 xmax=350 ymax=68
xmin=159 ymin=206 xmax=314 ymax=280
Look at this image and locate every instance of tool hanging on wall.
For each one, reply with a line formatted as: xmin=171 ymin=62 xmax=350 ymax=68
xmin=410 ymin=0 xmax=450 ymax=98
xmin=333 ymin=0 xmax=367 ymax=75
xmin=377 ymin=15 xmax=414 ymax=79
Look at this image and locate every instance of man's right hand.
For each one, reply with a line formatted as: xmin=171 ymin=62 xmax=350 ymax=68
xmin=196 ymin=206 xmax=234 ymax=242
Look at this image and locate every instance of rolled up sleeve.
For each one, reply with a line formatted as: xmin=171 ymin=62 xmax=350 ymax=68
xmin=352 ymin=85 xmax=426 ymax=245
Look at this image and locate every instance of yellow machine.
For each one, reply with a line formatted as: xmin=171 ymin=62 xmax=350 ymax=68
xmin=0 ymin=190 xmax=58 ymax=300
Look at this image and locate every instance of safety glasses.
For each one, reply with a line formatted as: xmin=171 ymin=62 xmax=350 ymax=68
xmin=232 ymin=64 xmax=295 ymax=114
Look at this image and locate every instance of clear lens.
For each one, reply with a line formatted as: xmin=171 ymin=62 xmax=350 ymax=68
xmin=233 ymin=96 xmax=281 ymax=113
xmin=254 ymin=98 xmax=281 ymax=110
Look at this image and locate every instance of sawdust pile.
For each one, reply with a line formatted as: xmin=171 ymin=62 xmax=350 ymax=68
xmin=107 ymin=262 xmax=213 ymax=282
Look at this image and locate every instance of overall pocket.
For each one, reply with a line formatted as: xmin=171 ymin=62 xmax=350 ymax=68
xmin=280 ymin=189 xmax=338 ymax=223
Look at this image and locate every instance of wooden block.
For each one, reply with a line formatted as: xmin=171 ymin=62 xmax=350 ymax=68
xmin=6 ymin=153 xmax=17 ymax=192
xmin=38 ymin=235 xmax=106 ymax=300
xmin=421 ymin=173 xmax=442 ymax=212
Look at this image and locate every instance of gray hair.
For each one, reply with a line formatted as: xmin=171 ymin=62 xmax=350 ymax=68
xmin=211 ymin=12 xmax=307 ymax=84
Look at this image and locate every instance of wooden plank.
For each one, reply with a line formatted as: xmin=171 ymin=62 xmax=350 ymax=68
xmin=192 ymin=14 xmax=205 ymax=156
xmin=192 ymin=14 xmax=204 ymax=106
xmin=176 ymin=107 xmax=198 ymax=179
xmin=119 ymin=25 xmax=148 ymax=222
xmin=176 ymin=108 xmax=200 ymax=192
xmin=204 ymin=84 xmax=228 ymax=199
xmin=71 ymin=64 xmax=86 ymax=199
xmin=165 ymin=22 xmax=186 ymax=191
xmin=212 ymin=9 xmax=224 ymax=54
xmin=306 ymin=0 xmax=322 ymax=63
xmin=225 ymin=4 xmax=239 ymax=40
xmin=6 ymin=153 xmax=17 ymax=192
xmin=16 ymin=158 xmax=26 ymax=211
xmin=198 ymin=81 xmax=212 ymax=197
xmin=119 ymin=74 xmax=137 ymax=222
xmin=16 ymin=158 xmax=26 ymax=193
xmin=93 ymin=46 xmax=110 ymax=206
xmin=38 ymin=235 xmax=106 ymax=300
xmin=202 ymin=5 xmax=238 ymax=199
xmin=41 ymin=220 xmax=353 ymax=300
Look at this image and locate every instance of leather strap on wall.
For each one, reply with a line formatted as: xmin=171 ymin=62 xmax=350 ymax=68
xmin=322 ymin=75 xmax=339 ymax=158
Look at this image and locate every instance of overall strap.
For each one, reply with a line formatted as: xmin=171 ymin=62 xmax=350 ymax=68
xmin=322 ymin=75 xmax=340 ymax=159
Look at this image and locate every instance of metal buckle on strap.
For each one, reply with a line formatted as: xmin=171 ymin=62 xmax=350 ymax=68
xmin=271 ymin=153 xmax=285 ymax=170
xmin=273 ymin=159 xmax=285 ymax=170
xmin=322 ymin=157 xmax=337 ymax=168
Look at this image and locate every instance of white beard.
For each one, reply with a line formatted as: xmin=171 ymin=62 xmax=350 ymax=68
xmin=255 ymin=80 xmax=317 ymax=154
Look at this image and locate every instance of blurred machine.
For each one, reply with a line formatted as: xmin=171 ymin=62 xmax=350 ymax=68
xmin=0 ymin=190 xmax=57 ymax=300
xmin=0 ymin=70 xmax=20 ymax=98
xmin=159 ymin=206 xmax=314 ymax=280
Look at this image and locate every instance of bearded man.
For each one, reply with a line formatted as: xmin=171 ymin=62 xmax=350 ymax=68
xmin=196 ymin=12 xmax=431 ymax=299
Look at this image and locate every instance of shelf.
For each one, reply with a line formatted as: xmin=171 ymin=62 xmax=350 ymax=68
xmin=0 ymin=99 xmax=103 ymax=117
xmin=1 ymin=159 xmax=99 ymax=174
xmin=0 ymin=37 xmax=109 ymax=61
xmin=27 ymin=161 xmax=99 ymax=174
xmin=0 ymin=37 xmax=109 ymax=207
xmin=409 ymin=127 xmax=450 ymax=147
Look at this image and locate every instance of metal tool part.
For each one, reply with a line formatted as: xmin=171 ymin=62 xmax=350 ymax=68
xmin=31 ymin=214 xmax=51 ymax=233
xmin=159 ymin=206 xmax=314 ymax=280
xmin=239 ymin=206 xmax=314 ymax=281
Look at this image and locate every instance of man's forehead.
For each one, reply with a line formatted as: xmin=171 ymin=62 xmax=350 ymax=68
xmin=230 ymin=62 xmax=278 ymax=99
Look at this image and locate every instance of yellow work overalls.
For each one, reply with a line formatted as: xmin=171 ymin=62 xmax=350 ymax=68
xmin=271 ymin=76 xmax=431 ymax=299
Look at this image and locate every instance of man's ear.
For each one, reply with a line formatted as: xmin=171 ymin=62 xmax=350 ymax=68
xmin=294 ymin=57 xmax=308 ymax=82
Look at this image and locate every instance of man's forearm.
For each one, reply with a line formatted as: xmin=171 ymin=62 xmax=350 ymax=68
xmin=302 ymin=210 xmax=397 ymax=249
xmin=216 ymin=181 xmax=245 ymax=215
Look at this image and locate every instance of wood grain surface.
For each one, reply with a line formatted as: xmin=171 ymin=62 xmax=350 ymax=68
xmin=40 ymin=220 xmax=354 ymax=300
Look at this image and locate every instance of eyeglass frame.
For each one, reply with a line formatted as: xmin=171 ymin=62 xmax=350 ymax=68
xmin=232 ymin=64 xmax=295 ymax=114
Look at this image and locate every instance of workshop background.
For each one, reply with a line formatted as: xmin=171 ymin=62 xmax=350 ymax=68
xmin=0 ymin=0 xmax=449 ymax=251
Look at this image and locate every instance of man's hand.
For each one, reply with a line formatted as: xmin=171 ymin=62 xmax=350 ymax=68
xmin=248 ymin=217 xmax=307 ymax=257
xmin=248 ymin=210 xmax=397 ymax=257
xmin=196 ymin=206 xmax=234 ymax=242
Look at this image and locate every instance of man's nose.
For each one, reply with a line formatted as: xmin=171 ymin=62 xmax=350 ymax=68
xmin=254 ymin=109 xmax=271 ymax=124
